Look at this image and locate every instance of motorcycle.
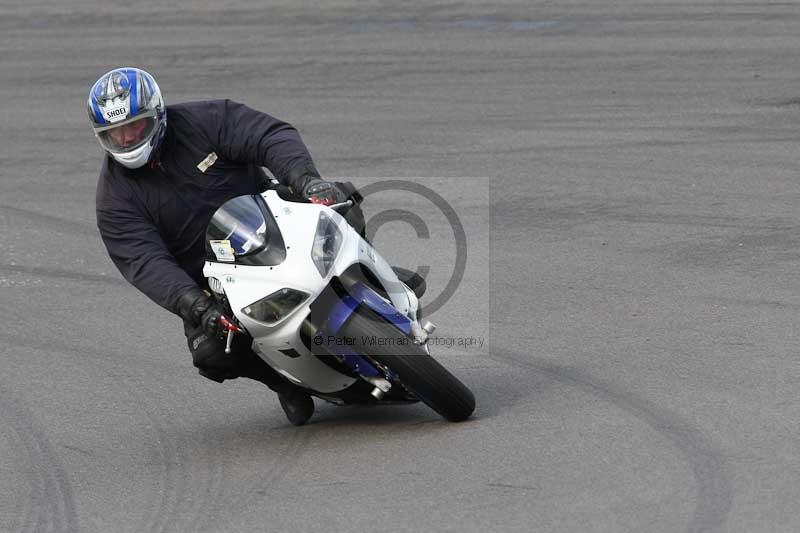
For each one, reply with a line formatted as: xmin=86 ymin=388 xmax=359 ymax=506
xmin=203 ymin=184 xmax=475 ymax=422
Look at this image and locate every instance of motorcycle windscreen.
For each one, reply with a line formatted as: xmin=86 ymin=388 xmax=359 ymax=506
xmin=205 ymin=195 xmax=286 ymax=266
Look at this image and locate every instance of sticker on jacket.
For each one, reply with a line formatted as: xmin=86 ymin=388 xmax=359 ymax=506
xmin=209 ymin=239 xmax=235 ymax=262
xmin=197 ymin=152 xmax=218 ymax=173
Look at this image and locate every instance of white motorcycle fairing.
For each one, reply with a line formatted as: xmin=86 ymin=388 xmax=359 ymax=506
xmin=203 ymin=190 xmax=421 ymax=395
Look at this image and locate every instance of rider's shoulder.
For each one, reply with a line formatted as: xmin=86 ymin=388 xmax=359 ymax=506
xmin=97 ymin=155 xmax=129 ymax=186
xmin=96 ymin=156 xmax=148 ymax=206
xmin=167 ymin=99 xmax=233 ymax=122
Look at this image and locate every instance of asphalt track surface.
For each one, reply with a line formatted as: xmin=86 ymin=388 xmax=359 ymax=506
xmin=2 ymin=1 xmax=800 ymax=532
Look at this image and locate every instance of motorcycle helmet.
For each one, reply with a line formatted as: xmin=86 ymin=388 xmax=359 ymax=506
xmin=87 ymin=67 xmax=166 ymax=169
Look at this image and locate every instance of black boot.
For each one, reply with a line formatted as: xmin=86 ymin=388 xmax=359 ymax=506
xmin=238 ymin=352 xmax=315 ymax=426
xmin=277 ymin=388 xmax=315 ymax=426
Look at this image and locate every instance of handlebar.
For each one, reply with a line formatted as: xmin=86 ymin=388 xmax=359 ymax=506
xmin=219 ymin=314 xmax=244 ymax=354
xmin=328 ymin=199 xmax=354 ymax=211
xmin=269 ymin=181 xmax=363 ymax=207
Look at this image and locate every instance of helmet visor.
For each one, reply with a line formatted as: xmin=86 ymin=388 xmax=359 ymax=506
xmin=96 ymin=116 xmax=157 ymax=153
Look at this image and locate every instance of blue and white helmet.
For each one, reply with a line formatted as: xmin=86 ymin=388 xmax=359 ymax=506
xmin=87 ymin=67 xmax=166 ymax=169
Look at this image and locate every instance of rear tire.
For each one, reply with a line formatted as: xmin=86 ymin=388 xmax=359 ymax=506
xmin=342 ymin=307 xmax=475 ymax=422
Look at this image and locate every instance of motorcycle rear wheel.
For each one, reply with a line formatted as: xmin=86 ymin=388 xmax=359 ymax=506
xmin=342 ymin=307 xmax=476 ymax=422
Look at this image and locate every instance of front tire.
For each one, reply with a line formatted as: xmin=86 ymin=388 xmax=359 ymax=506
xmin=342 ymin=308 xmax=476 ymax=422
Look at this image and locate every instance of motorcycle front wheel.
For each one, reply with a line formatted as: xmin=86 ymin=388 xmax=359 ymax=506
xmin=342 ymin=307 xmax=476 ymax=422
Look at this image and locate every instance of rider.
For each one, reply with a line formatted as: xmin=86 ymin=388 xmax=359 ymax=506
xmin=89 ymin=67 xmax=348 ymax=426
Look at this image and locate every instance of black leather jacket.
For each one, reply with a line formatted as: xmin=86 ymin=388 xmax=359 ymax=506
xmin=95 ymin=99 xmax=319 ymax=315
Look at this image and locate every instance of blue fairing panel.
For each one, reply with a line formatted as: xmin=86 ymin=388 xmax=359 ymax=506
xmin=317 ymin=338 xmax=382 ymax=378
xmin=319 ymin=281 xmax=412 ymax=378
xmin=326 ymin=282 xmax=412 ymax=335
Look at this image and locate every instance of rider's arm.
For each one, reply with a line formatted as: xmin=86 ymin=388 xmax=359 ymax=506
xmin=96 ymin=185 xmax=199 ymax=316
xmin=203 ymin=99 xmax=321 ymax=194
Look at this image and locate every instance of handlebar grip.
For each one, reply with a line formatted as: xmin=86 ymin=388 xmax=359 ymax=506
xmin=336 ymin=181 xmax=364 ymax=205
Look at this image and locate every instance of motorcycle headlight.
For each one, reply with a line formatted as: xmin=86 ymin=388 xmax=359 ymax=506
xmin=311 ymin=212 xmax=343 ymax=277
xmin=241 ymin=288 xmax=309 ymax=324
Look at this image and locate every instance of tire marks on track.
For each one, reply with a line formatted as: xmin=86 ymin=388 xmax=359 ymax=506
xmin=0 ymin=332 xmax=212 ymax=533
xmin=488 ymin=346 xmax=733 ymax=533
xmin=0 ymin=204 xmax=97 ymax=238
xmin=0 ymin=330 xmax=305 ymax=533
xmin=0 ymin=383 xmax=79 ymax=533
xmin=124 ymin=385 xmax=190 ymax=533
xmin=0 ymin=263 xmax=127 ymax=287
xmin=189 ymin=419 xmax=311 ymax=533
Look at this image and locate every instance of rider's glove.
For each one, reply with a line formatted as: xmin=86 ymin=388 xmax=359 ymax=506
xmin=302 ymin=179 xmax=346 ymax=206
xmin=176 ymin=287 xmax=225 ymax=339
xmin=285 ymin=161 xmax=344 ymax=205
